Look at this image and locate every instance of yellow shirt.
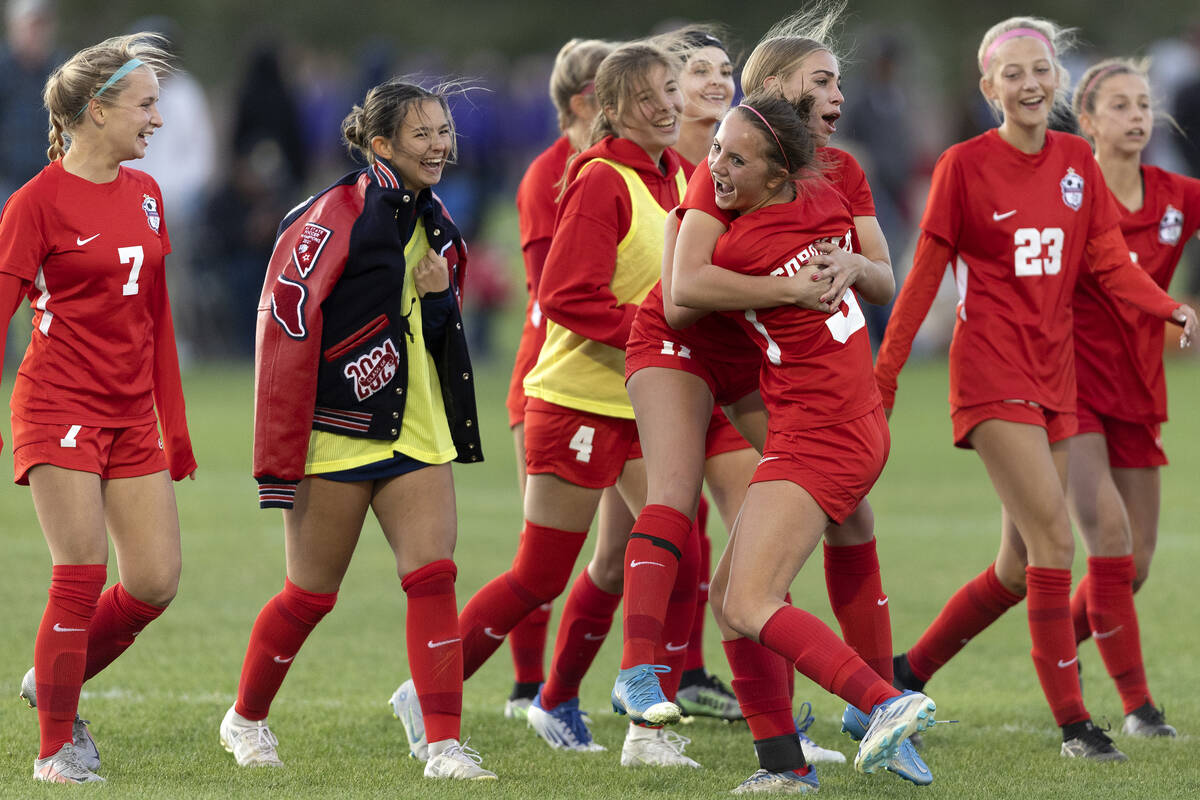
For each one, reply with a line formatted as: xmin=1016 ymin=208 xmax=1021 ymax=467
xmin=523 ymin=158 xmax=685 ymax=419
xmin=305 ymin=224 xmax=456 ymax=474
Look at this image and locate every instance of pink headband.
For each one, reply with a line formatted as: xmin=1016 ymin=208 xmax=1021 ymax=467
xmin=983 ymin=27 xmax=1055 ymax=69
xmin=1079 ymin=64 xmax=1126 ymax=107
xmin=737 ymin=103 xmax=790 ymax=171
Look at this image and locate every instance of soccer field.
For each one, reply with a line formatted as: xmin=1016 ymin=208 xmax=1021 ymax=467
xmin=0 ymin=356 xmax=1197 ymax=798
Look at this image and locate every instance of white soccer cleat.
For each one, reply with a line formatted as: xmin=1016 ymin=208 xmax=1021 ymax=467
xmin=220 ymin=705 xmax=284 ymax=767
xmin=423 ymin=739 xmax=498 ymax=780
xmin=854 ymin=691 xmax=936 ymax=775
xmin=527 ymin=693 xmax=606 ymax=752
xmin=389 ymin=678 xmax=429 ymax=761
xmin=620 ymin=723 xmax=702 ymax=768
xmin=32 ymin=743 xmax=104 ymax=783
xmin=795 ymin=701 xmax=846 ymax=764
xmin=21 ymin=667 xmax=101 ymax=772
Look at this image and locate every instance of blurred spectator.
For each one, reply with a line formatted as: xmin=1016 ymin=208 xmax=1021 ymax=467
xmin=129 ymin=17 xmax=218 ymax=363
xmin=842 ymin=33 xmax=916 ymax=347
xmin=0 ymin=0 xmax=61 ymax=202
xmin=198 ymin=39 xmax=308 ymax=356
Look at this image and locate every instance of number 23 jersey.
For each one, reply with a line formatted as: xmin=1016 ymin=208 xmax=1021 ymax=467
xmin=922 ymin=129 xmax=1121 ymax=412
xmin=0 ymin=159 xmax=177 ymax=428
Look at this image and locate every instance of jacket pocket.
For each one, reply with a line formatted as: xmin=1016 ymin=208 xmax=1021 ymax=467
xmin=323 ymin=314 xmax=390 ymax=362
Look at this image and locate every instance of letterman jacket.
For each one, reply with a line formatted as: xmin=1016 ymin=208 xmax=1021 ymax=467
xmin=253 ymin=157 xmax=482 ymax=508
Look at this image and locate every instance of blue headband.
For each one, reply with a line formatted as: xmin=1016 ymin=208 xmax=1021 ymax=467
xmin=72 ymin=58 xmax=145 ymax=121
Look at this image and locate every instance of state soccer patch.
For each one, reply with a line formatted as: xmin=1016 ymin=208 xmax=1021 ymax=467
xmin=293 ymin=223 xmax=331 ymax=278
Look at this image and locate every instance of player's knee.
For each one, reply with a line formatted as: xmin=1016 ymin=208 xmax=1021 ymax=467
xmin=586 ymin=557 xmax=623 ymax=594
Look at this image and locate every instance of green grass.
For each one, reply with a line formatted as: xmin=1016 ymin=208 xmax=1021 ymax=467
xmin=1 ymin=352 xmax=1198 ymax=799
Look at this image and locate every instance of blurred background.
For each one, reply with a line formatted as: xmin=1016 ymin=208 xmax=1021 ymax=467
xmin=3 ymin=0 xmax=1199 ymax=365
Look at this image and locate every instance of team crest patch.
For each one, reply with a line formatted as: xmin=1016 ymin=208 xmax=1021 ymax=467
xmin=343 ymin=338 xmax=400 ymax=400
xmin=1060 ymin=168 xmax=1083 ymax=211
xmin=270 ymin=275 xmax=309 ymax=339
xmin=141 ymin=194 xmax=161 ymax=233
xmin=1158 ymin=204 xmax=1183 ymax=245
xmin=293 ymin=223 xmax=331 ymax=278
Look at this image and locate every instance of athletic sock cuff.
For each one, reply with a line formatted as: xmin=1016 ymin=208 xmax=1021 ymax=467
xmin=401 ymin=559 xmax=458 ymax=594
xmin=822 ymin=540 xmax=880 ymax=574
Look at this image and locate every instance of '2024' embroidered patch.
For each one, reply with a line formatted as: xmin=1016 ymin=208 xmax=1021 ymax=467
xmin=344 ymin=338 xmax=400 ymax=401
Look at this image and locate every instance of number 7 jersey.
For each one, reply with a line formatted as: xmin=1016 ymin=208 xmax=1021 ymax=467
xmin=0 ymin=159 xmax=191 ymax=474
xmin=920 ymin=129 xmax=1123 ymax=412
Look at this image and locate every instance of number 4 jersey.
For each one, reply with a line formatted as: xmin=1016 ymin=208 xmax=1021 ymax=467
xmin=0 ymin=160 xmax=193 ymax=476
xmin=909 ymin=129 xmax=1175 ymax=412
xmin=711 ymin=181 xmax=879 ymax=431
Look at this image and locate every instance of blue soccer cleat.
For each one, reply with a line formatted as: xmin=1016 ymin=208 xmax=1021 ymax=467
xmin=852 ymin=691 xmax=936 ymax=776
xmin=842 ymin=703 xmax=932 ymax=784
xmin=527 ymin=690 xmax=605 ymax=752
xmin=611 ymin=664 xmax=680 ymax=726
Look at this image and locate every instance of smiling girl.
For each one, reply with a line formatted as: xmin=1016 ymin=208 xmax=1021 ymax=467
xmin=223 ymin=78 xmax=493 ymax=781
xmin=1064 ymin=58 xmax=1198 ymax=738
xmin=876 ymin=17 xmax=1197 ymax=761
xmin=694 ymin=92 xmax=937 ymax=794
xmin=0 ymin=33 xmax=194 ymax=784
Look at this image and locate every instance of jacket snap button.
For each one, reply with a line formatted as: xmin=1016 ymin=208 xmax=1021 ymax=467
xmin=461 ymin=372 xmax=470 ymax=380
xmin=394 ymin=387 xmax=403 ymax=395
xmin=402 ymin=195 xmax=411 ymax=203
xmin=392 ymin=411 xmax=399 ymax=419
xmin=465 ymin=419 xmax=472 ymax=427
xmin=390 ymin=428 xmax=399 ymax=436
xmin=434 ymin=228 xmax=441 ymax=236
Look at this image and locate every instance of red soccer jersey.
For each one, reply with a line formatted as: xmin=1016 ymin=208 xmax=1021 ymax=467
xmin=911 ymin=129 xmax=1176 ymax=412
xmin=0 ymin=160 xmax=192 ymax=476
xmin=712 ymin=182 xmax=879 ymax=430
xmin=507 ymin=137 xmax=573 ymax=424
xmin=1074 ymin=165 xmax=1200 ymax=422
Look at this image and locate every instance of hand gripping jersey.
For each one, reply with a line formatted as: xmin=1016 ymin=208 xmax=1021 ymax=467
xmin=523 ymin=136 xmax=686 ymax=419
xmin=0 ymin=159 xmax=194 ymax=479
xmin=711 ymin=181 xmax=879 ymax=431
xmin=632 ymin=147 xmax=879 ymax=405
xmin=1074 ymin=165 xmax=1200 ymax=423
xmin=253 ymin=158 xmax=481 ymax=508
xmin=877 ymin=130 xmax=1178 ymax=413
xmin=506 ymin=136 xmax=573 ymax=426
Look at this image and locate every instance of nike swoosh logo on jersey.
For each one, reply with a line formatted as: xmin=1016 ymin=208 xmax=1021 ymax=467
xmin=1093 ymin=626 xmax=1124 ymax=640
xmin=427 ymin=637 xmax=462 ymax=649
xmin=273 ymin=655 xmax=294 ymax=664
xmin=483 ymin=627 xmax=505 ymax=640
xmin=1057 ymin=656 xmax=1079 ymax=669
xmin=630 ymin=560 xmax=665 ymax=568
xmin=759 ymin=456 xmax=781 ymax=464
xmin=876 ymin=597 xmax=889 ymax=606
xmin=53 ymin=622 xmax=86 ymax=632
xmin=992 ymin=210 xmax=1017 ymax=221
xmin=665 ymin=642 xmax=687 ymax=651
xmin=583 ymin=633 xmax=606 ymax=641
xmin=76 ymin=234 xmax=101 ymax=246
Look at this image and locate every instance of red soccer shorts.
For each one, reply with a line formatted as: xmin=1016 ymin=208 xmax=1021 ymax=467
xmin=524 ymin=398 xmax=641 ymax=489
xmin=11 ymin=417 xmax=167 ymax=485
xmin=506 ymin=299 xmax=546 ymax=428
xmin=952 ymin=399 xmax=1077 ymax=449
xmin=751 ymin=405 xmax=889 ymax=524
xmin=626 ymin=300 xmax=760 ymax=406
xmin=1076 ymin=399 xmax=1167 ymax=469
xmin=705 ymin=408 xmax=752 ymax=458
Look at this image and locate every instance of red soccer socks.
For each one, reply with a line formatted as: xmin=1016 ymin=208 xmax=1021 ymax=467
xmin=539 ymin=570 xmax=621 ymax=709
xmin=824 ymin=540 xmax=893 ymax=683
xmin=83 ymin=583 xmax=165 ymax=681
xmin=34 ymin=564 xmax=106 ymax=758
xmin=906 ymin=562 xmax=1022 ymax=682
xmin=235 ymin=578 xmax=337 ymax=721
xmin=403 ymin=559 xmax=463 ymax=744
xmin=1026 ymin=566 xmax=1088 ymax=726
xmin=1082 ymin=556 xmax=1151 ymax=714
xmin=621 ymin=504 xmax=693 ymax=669
xmin=459 ymin=522 xmax=587 ymax=680
xmin=759 ymin=605 xmax=895 ymax=713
